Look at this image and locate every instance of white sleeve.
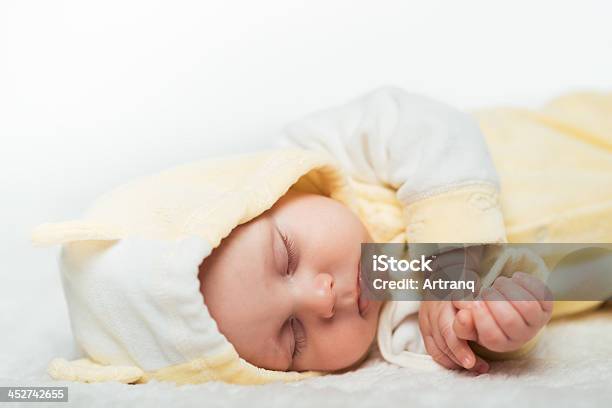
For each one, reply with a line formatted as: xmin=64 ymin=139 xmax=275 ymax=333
xmin=376 ymin=301 xmax=442 ymax=370
xmin=279 ymin=86 xmax=507 ymax=244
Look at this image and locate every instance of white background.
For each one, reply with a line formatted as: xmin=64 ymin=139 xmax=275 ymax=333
xmin=0 ymin=0 xmax=611 ymax=373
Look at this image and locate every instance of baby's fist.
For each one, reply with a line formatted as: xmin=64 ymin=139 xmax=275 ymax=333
xmin=455 ymin=272 xmax=553 ymax=353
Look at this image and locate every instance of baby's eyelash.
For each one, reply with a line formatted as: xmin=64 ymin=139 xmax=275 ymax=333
xmin=290 ymin=318 xmax=306 ymax=358
xmin=279 ymin=230 xmax=297 ymax=275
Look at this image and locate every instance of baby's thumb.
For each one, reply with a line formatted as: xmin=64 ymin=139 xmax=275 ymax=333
xmin=453 ymin=309 xmax=477 ymax=341
xmin=452 ymin=299 xmax=471 ymax=310
xmin=451 ymin=293 xmax=475 ymax=311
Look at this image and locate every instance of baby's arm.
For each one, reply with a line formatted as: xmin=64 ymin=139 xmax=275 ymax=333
xmin=279 ymin=86 xmax=507 ymax=244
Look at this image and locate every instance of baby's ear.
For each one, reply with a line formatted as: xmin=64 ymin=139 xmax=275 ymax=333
xmin=31 ymin=221 xmax=124 ymax=246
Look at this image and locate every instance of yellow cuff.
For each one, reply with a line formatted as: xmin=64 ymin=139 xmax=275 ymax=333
xmin=404 ymin=183 xmax=507 ymax=244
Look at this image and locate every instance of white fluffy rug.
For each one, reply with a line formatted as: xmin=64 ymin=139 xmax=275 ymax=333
xmin=2 ymin=250 xmax=612 ymax=408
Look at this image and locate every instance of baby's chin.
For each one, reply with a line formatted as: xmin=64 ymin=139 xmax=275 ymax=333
xmin=303 ymin=304 xmax=383 ymax=373
xmin=329 ymin=325 xmax=380 ymax=373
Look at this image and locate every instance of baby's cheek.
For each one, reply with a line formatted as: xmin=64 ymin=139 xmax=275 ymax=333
xmin=333 ymin=318 xmax=378 ymax=368
xmin=299 ymin=317 xmax=375 ymax=372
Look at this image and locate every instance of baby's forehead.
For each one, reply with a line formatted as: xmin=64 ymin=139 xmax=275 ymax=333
xmin=201 ymin=210 xmax=287 ymax=305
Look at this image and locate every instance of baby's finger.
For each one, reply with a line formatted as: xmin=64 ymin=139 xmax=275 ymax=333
xmin=419 ymin=307 xmax=457 ymax=369
xmin=493 ymin=276 xmax=533 ymax=301
xmin=482 ymin=287 xmax=528 ymax=342
xmin=470 ymin=355 xmax=490 ymax=374
xmin=493 ymin=276 xmax=539 ymax=326
xmin=423 ymin=335 xmax=461 ymax=370
xmin=451 ymin=288 xmax=477 ymax=310
xmin=419 ymin=304 xmax=455 ymax=365
xmin=471 ymin=300 xmax=509 ymax=352
xmin=439 ymin=304 xmax=477 ymax=368
xmin=452 ymin=299 xmax=472 ymax=311
xmin=449 ymin=310 xmax=490 ymax=374
xmin=512 ymin=272 xmax=554 ymax=313
xmin=453 ymin=309 xmax=478 ymax=341
xmin=498 ymin=274 xmax=551 ymax=327
xmin=430 ymin=309 xmax=464 ymax=368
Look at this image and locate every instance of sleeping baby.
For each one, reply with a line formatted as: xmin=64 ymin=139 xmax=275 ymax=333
xmin=200 ymin=189 xmax=553 ymax=374
xmin=34 ymin=87 xmax=612 ymax=384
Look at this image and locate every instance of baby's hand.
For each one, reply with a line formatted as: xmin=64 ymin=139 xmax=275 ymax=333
xmin=418 ymin=246 xmax=490 ymax=372
xmin=453 ymin=272 xmax=554 ymax=353
xmin=418 ymin=300 xmax=490 ymax=373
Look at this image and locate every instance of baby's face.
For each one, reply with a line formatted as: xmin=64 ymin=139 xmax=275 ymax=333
xmin=199 ymin=191 xmax=382 ymax=372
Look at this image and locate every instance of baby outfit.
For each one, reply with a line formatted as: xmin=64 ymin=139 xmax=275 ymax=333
xmin=33 ymin=87 xmax=612 ymax=384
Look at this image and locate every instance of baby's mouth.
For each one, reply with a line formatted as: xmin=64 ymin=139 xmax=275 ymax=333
xmin=357 ymin=262 xmax=370 ymax=317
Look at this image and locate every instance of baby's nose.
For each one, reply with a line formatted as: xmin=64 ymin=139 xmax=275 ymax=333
xmin=304 ymin=273 xmax=336 ymax=319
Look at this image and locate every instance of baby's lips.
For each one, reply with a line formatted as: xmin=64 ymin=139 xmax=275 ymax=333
xmin=357 ymin=270 xmax=370 ymax=316
xmin=358 ymin=290 xmax=370 ymax=316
